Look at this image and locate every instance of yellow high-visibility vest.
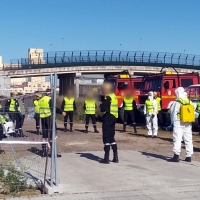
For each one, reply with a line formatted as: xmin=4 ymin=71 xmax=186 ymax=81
xmin=0 ymin=114 xmax=6 ymax=124
xmin=196 ymin=101 xmax=200 ymax=111
xmin=85 ymin=100 xmax=96 ymax=115
xmin=64 ymin=97 xmax=74 ymax=111
xmin=145 ymin=99 xmax=154 ymax=114
xmin=38 ymin=96 xmax=51 ymax=118
xmin=34 ymin=100 xmax=40 ymax=113
xmin=124 ymin=97 xmax=133 ymax=111
xmin=156 ymin=97 xmax=161 ymax=111
xmin=9 ymin=99 xmax=16 ymax=112
xmin=106 ymin=93 xmax=118 ymax=118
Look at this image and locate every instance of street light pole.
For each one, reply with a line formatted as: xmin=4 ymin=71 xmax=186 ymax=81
xmin=62 ymin=38 xmax=64 ymax=51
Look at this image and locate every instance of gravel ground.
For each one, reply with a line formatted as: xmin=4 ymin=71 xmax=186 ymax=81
xmin=22 ymin=119 xmax=200 ymax=161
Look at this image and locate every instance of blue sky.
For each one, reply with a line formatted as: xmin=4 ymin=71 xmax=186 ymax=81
xmin=0 ymin=0 xmax=200 ymax=62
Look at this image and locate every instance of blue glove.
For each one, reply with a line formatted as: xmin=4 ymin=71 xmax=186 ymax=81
xmin=166 ymin=122 xmax=173 ymax=131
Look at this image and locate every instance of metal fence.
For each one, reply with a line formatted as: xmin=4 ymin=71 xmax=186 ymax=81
xmin=4 ymin=50 xmax=200 ymax=70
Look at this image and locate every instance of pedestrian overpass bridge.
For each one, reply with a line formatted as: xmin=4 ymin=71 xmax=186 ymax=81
xmin=2 ymin=50 xmax=200 ymax=96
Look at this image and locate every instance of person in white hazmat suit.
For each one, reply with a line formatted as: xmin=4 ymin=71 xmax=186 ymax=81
xmin=144 ymin=91 xmax=158 ymax=138
xmin=168 ymin=87 xmax=194 ymax=162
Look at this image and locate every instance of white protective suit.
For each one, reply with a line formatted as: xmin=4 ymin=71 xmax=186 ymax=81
xmin=170 ymin=87 xmax=193 ymax=157
xmin=144 ymin=91 xmax=158 ymax=136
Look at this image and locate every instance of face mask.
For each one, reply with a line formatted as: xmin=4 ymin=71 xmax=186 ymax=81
xmin=148 ymin=96 xmax=153 ymax=100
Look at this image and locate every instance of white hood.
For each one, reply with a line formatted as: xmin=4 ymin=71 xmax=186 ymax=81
xmin=175 ymin=87 xmax=185 ymax=99
xmin=148 ymin=91 xmax=154 ymax=101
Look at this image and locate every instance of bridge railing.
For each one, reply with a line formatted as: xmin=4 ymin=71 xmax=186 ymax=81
xmin=4 ymin=50 xmax=200 ymax=70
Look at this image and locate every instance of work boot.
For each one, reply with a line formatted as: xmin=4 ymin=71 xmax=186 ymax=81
xmin=36 ymin=128 xmax=40 ymax=135
xmin=84 ymin=129 xmax=88 ymax=133
xmin=64 ymin=127 xmax=67 ymax=132
xmin=133 ymin=124 xmax=137 ymax=133
xmin=123 ymin=124 xmax=126 ymax=132
xmin=168 ymin=154 xmax=180 ymax=162
xmin=112 ymin=152 xmax=119 ymax=163
xmin=70 ymin=124 xmax=73 ymax=132
xmin=19 ymin=129 xmax=25 ymax=137
xmin=99 ymin=154 xmax=110 ymax=164
xmin=185 ymin=157 xmax=191 ymax=162
xmin=94 ymin=129 xmax=99 ymax=133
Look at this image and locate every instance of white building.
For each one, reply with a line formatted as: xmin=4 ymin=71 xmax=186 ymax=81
xmin=28 ymin=48 xmax=45 ymax=64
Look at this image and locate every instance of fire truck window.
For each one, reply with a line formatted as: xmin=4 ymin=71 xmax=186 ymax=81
xmin=134 ymin=82 xmax=142 ymax=89
xmin=117 ymin=82 xmax=128 ymax=90
xmin=164 ymin=79 xmax=176 ymax=89
xmin=181 ymin=79 xmax=193 ymax=88
xmin=144 ymin=77 xmax=161 ymax=91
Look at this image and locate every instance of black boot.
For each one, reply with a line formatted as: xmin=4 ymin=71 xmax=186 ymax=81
xmin=185 ymin=157 xmax=191 ymax=162
xmin=133 ymin=124 xmax=137 ymax=133
xmin=123 ymin=124 xmax=126 ymax=132
xmin=36 ymin=128 xmax=40 ymax=135
xmin=93 ymin=125 xmax=99 ymax=133
xmin=70 ymin=124 xmax=73 ymax=132
xmin=168 ymin=154 xmax=180 ymax=162
xmin=64 ymin=126 xmax=67 ymax=132
xmin=84 ymin=128 xmax=88 ymax=133
xmin=112 ymin=152 xmax=119 ymax=163
xmin=19 ymin=129 xmax=25 ymax=137
xmin=100 ymin=145 xmax=110 ymax=164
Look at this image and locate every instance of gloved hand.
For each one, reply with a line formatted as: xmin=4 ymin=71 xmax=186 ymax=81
xmin=152 ymin=114 xmax=155 ymax=118
xmin=166 ymin=122 xmax=173 ymax=131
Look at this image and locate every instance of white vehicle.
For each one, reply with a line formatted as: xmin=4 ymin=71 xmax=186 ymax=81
xmin=185 ymin=84 xmax=200 ymax=129
xmin=2 ymin=115 xmax=15 ymax=137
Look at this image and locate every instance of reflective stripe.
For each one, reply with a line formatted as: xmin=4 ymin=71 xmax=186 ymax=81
xmin=104 ymin=143 xmax=110 ymax=145
xmin=111 ymin=142 xmax=116 ymax=145
xmin=145 ymin=99 xmax=153 ymax=113
xmin=64 ymin=97 xmax=74 ymax=111
xmin=124 ymin=97 xmax=133 ymax=111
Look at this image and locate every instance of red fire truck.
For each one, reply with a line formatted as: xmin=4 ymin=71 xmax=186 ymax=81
xmin=138 ymin=70 xmax=200 ymax=125
xmin=101 ymin=70 xmax=143 ymax=121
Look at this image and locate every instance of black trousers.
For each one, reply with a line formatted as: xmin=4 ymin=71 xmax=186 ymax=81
xmin=124 ymin=110 xmax=135 ymax=125
xmin=64 ymin=111 xmax=73 ymax=127
xmin=198 ymin=115 xmax=200 ymax=133
xmin=9 ymin=112 xmax=16 ymax=123
xmin=85 ymin=114 xmax=96 ymax=128
xmin=41 ymin=116 xmax=51 ymax=139
xmin=157 ymin=110 xmax=163 ymax=126
xmin=0 ymin=124 xmax=4 ymax=141
xmin=102 ymin=113 xmax=117 ymax=154
xmin=15 ymin=113 xmax=23 ymax=130
xmin=34 ymin=113 xmax=40 ymax=129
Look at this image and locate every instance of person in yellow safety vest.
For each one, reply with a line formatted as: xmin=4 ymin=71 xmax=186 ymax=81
xmin=0 ymin=114 xmax=6 ymax=154
xmin=15 ymin=99 xmax=25 ymax=138
xmin=122 ymin=89 xmax=137 ymax=133
xmin=34 ymin=94 xmax=42 ymax=135
xmin=83 ymin=91 xmax=99 ymax=133
xmin=99 ymin=82 xmax=118 ymax=164
xmin=153 ymin=92 xmax=163 ymax=129
xmin=144 ymin=91 xmax=158 ymax=138
xmin=196 ymin=98 xmax=200 ymax=135
xmin=168 ymin=87 xmax=194 ymax=163
xmin=61 ymin=89 xmax=76 ymax=132
xmin=39 ymin=90 xmax=62 ymax=158
xmin=5 ymin=92 xmax=18 ymax=123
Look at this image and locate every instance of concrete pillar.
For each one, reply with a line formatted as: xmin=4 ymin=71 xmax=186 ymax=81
xmin=75 ymin=72 xmax=81 ymax=98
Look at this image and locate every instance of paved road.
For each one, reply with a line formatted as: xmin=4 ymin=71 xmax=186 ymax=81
xmin=8 ymin=150 xmax=200 ymax=200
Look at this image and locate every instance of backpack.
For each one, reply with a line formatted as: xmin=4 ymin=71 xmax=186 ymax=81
xmin=177 ymin=99 xmax=195 ymax=123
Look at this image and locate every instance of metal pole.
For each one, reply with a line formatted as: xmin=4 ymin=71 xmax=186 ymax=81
xmin=53 ymin=72 xmax=58 ymax=186
xmin=50 ymin=72 xmax=58 ymax=187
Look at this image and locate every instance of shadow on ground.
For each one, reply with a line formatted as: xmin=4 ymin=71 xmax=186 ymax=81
xmin=76 ymin=152 xmax=102 ymax=162
xmin=139 ymin=151 xmax=169 ymax=161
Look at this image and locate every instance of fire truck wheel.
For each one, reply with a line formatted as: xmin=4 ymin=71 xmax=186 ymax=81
xmin=119 ymin=108 xmax=124 ymax=123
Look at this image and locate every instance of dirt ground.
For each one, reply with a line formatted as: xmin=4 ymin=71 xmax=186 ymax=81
xmin=22 ymin=119 xmax=200 ymax=162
